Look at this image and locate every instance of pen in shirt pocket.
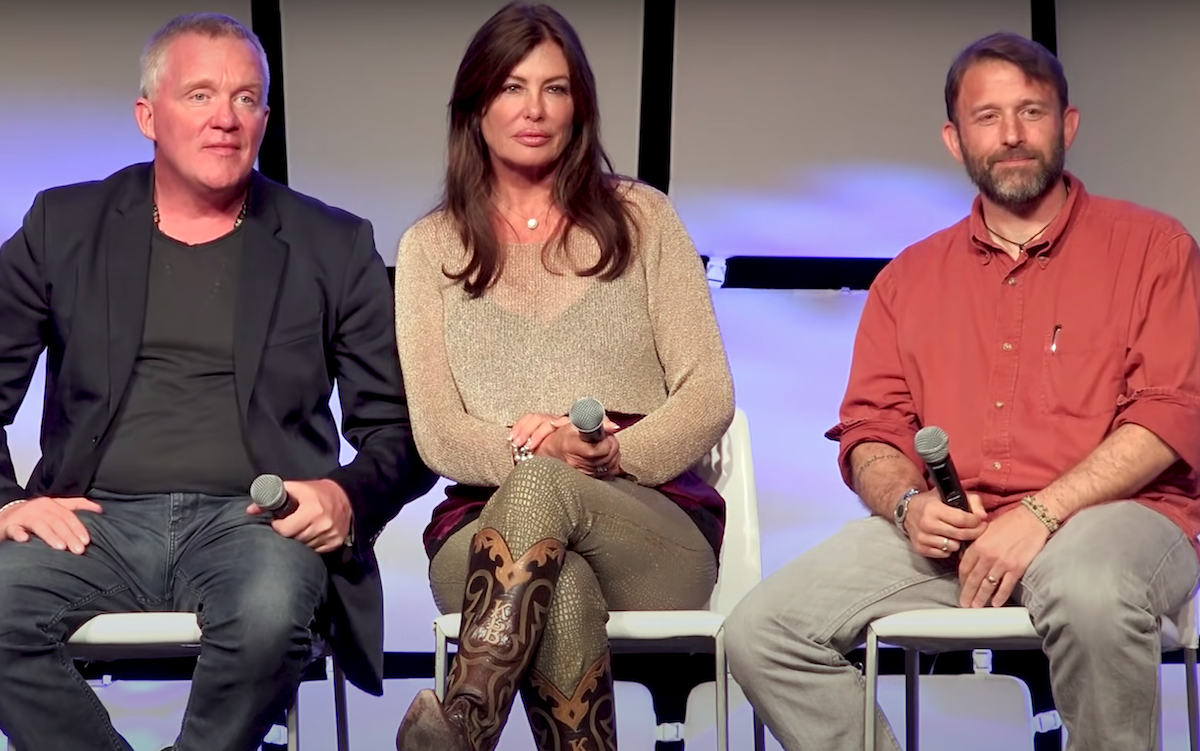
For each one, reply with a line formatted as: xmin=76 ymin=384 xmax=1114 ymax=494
xmin=1050 ymin=324 xmax=1061 ymax=354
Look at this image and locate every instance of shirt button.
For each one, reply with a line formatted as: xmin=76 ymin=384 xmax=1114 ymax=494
xmin=995 ymin=401 xmax=1004 ymax=409
xmin=1002 ymin=342 xmax=1013 ymax=351
xmin=1007 ymin=277 xmax=1017 ymax=286
xmin=992 ymin=461 xmax=1002 ymax=470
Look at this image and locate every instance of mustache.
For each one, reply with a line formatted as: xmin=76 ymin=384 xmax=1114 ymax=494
xmin=987 ymin=149 xmax=1041 ymax=167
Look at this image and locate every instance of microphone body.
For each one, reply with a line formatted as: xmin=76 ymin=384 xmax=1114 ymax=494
xmin=913 ymin=427 xmax=970 ymax=512
xmin=249 ymin=473 xmax=299 ymax=519
xmin=569 ymin=397 xmax=606 ymax=443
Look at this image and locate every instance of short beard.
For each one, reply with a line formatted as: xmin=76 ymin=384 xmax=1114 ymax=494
xmin=962 ymin=130 xmax=1065 ymax=212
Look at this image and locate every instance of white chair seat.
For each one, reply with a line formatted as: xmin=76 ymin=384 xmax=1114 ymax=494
xmin=70 ymin=612 xmax=203 ymax=644
xmin=870 ymin=605 xmax=1188 ymax=651
xmin=607 ymin=611 xmax=726 ymax=641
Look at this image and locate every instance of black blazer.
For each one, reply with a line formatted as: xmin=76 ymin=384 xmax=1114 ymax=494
xmin=0 ymin=163 xmax=436 ymax=695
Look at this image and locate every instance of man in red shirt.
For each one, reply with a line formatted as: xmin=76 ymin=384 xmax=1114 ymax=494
xmin=725 ymin=31 xmax=1200 ymax=751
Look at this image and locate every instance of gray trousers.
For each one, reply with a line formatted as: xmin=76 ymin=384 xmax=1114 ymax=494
xmin=724 ymin=501 xmax=1199 ymax=751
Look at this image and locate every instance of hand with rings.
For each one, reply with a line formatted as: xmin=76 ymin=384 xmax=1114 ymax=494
xmin=530 ymin=414 xmax=622 ymax=479
xmin=900 ymin=489 xmax=987 ymax=560
xmin=956 ymin=497 xmax=1054 ymax=608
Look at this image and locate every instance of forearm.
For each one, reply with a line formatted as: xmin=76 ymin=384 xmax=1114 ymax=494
xmin=849 ymin=441 xmax=927 ymax=517
xmin=414 ymin=414 xmax=515 ymax=487
xmin=1038 ymin=423 xmax=1178 ymax=521
xmin=618 ymin=377 xmax=733 ymax=486
xmin=328 ymin=430 xmax=437 ymax=540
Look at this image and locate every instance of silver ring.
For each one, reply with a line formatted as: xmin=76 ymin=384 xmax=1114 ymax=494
xmin=986 ymin=574 xmax=999 ymax=585
xmin=596 ymin=464 xmax=608 ymax=475
xmin=940 ymin=536 xmax=949 ymax=553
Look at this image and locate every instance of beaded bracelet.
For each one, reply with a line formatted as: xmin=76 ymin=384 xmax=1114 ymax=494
xmin=1021 ymin=495 xmax=1061 ymax=534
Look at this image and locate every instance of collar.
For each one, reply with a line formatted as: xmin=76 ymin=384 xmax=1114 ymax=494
xmin=968 ymin=171 xmax=1087 ymax=266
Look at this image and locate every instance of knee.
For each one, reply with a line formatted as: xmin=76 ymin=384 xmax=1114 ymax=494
xmin=0 ymin=542 xmax=66 ymax=640
xmin=200 ymin=559 xmax=326 ymax=663
xmin=1031 ymin=571 xmax=1154 ymax=648
xmin=482 ymin=458 xmax=583 ymax=541
xmin=492 ymin=457 xmax=577 ymax=516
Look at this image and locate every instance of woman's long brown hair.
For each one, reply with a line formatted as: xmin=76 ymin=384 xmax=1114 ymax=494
xmin=441 ymin=2 xmax=636 ymax=298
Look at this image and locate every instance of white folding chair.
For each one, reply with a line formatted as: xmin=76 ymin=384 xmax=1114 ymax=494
xmin=863 ymin=597 xmax=1200 ymax=751
xmin=432 ymin=407 xmax=764 ymax=751
xmin=7 ymin=612 xmax=349 ymax=751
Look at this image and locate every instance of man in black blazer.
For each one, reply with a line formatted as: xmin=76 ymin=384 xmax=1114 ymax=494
xmin=0 ymin=12 xmax=434 ymax=751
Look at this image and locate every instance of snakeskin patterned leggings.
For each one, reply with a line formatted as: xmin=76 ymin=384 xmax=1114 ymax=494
xmin=430 ymin=456 xmax=718 ymax=698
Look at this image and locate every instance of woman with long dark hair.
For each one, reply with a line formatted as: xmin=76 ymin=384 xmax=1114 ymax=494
xmin=393 ymin=5 xmax=733 ymax=749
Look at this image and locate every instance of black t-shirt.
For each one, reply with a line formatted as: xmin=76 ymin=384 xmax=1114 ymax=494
xmin=92 ymin=226 xmax=257 ymax=496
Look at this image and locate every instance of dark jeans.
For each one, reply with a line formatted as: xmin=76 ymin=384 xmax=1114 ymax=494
xmin=0 ymin=492 xmax=328 ymax=751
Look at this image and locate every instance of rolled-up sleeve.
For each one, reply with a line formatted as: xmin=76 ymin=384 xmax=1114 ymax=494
xmin=825 ymin=266 xmax=922 ymax=489
xmin=1113 ymin=232 xmax=1200 ymax=470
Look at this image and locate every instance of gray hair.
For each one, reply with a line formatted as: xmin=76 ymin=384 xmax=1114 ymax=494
xmin=140 ymin=12 xmax=270 ymax=99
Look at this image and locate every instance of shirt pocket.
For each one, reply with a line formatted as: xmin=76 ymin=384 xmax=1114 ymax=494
xmin=1039 ymin=323 xmax=1124 ymax=419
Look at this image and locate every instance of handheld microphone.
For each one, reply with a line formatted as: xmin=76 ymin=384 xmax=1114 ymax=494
xmin=569 ymin=397 xmax=606 ymax=443
xmin=913 ymin=426 xmax=971 ymax=512
xmin=249 ymin=474 xmax=299 ymax=519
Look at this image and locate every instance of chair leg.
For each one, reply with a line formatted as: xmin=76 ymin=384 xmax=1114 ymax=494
xmin=752 ymin=712 xmax=766 ymax=751
xmin=332 ymin=658 xmax=349 ymax=751
xmin=286 ymin=689 xmax=299 ymax=751
xmin=905 ymin=650 xmax=919 ymax=751
xmin=865 ymin=627 xmax=879 ymax=751
xmin=433 ymin=621 xmax=449 ymax=701
xmin=716 ymin=630 xmax=729 ymax=751
xmin=1186 ymin=647 xmax=1199 ymax=751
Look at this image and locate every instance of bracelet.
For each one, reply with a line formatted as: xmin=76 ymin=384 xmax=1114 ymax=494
xmin=1021 ymin=495 xmax=1061 ymax=534
xmin=512 ymin=444 xmax=534 ymax=464
xmin=0 ymin=499 xmax=28 ymax=517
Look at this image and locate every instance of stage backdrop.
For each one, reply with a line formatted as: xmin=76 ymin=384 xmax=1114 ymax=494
xmin=3 ymin=1 xmax=1200 ymax=749
xmin=669 ymin=0 xmax=1031 ymax=261
xmin=1055 ymin=0 xmax=1200 ymax=235
xmin=280 ymin=0 xmax=645 ymax=262
xmin=0 ymin=1 xmax=253 ymax=230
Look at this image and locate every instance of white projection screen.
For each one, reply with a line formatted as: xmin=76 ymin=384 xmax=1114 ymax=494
xmin=1 ymin=1 xmax=253 ymax=247
xmin=670 ymin=0 xmax=1031 ymax=260
xmin=1056 ymin=0 xmax=1200 ymax=235
xmin=280 ymin=0 xmax=645 ymax=261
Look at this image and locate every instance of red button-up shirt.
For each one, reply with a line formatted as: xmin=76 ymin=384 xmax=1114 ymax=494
xmin=828 ymin=174 xmax=1200 ymax=546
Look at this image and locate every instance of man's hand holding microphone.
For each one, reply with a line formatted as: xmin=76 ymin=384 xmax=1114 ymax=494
xmin=899 ymin=426 xmax=988 ymax=558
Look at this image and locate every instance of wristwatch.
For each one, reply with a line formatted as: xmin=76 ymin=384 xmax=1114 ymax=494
xmin=893 ymin=487 xmax=921 ymax=536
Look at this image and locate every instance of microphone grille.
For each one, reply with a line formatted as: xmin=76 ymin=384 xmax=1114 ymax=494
xmin=913 ymin=426 xmax=950 ymax=463
xmin=569 ymin=397 xmax=606 ymax=433
xmin=250 ymin=473 xmax=285 ymax=508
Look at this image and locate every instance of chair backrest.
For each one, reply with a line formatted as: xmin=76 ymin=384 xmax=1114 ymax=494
xmin=691 ymin=408 xmax=762 ymax=616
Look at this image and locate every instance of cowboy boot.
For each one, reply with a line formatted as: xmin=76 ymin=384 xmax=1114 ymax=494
xmin=397 ymin=527 xmax=566 ymax=751
xmin=521 ymin=652 xmax=617 ymax=751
